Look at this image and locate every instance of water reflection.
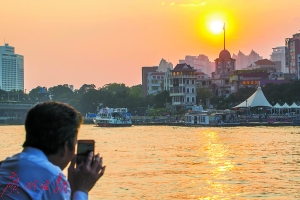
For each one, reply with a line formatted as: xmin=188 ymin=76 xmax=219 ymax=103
xmin=1 ymin=125 xmax=300 ymax=199
xmin=198 ymin=130 xmax=235 ymax=199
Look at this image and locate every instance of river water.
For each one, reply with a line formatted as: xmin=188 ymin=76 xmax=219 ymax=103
xmin=1 ymin=125 xmax=300 ymax=199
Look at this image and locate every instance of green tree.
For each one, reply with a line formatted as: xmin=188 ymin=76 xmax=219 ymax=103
xmin=196 ymin=88 xmax=214 ymax=107
xmin=48 ymin=85 xmax=74 ymax=103
xmin=129 ymin=84 xmax=142 ymax=98
xmin=29 ymin=86 xmax=43 ymax=102
xmin=100 ymin=83 xmax=130 ymax=94
xmin=153 ymin=90 xmax=172 ymax=108
xmin=77 ymin=84 xmax=96 ymax=95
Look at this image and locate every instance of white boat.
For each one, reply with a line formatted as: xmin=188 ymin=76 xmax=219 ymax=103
xmin=185 ymin=110 xmax=240 ymax=126
xmin=93 ymin=107 xmax=132 ymax=127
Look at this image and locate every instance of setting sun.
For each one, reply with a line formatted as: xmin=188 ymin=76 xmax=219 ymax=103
xmin=209 ymin=20 xmax=224 ymax=34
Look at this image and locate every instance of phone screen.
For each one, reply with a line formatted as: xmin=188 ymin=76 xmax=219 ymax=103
xmin=76 ymin=140 xmax=95 ymax=165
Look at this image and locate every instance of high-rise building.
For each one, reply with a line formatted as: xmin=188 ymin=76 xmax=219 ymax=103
xmin=158 ymin=58 xmax=173 ymax=72
xmin=285 ymin=32 xmax=300 ymax=78
xmin=270 ymin=46 xmax=286 ymax=73
xmin=142 ymin=66 xmax=158 ymax=97
xmin=0 ymin=44 xmax=24 ymax=91
xmin=232 ymin=50 xmax=262 ymax=70
xmin=179 ymin=54 xmax=213 ymax=75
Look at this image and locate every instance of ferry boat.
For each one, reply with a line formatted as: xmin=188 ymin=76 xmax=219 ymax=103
xmin=184 ymin=107 xmax=240 ymax=126
xmin=93 ymin=107 xmax=132 ymax=127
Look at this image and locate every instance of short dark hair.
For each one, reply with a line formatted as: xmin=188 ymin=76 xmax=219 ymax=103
xmin=23 ymin=101 xmax=83 ymax=155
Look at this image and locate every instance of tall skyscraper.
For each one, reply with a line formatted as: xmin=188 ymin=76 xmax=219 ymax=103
xmin=232 ymin=50 xmax=262 ymax=70
xmin=179 ymin=54 xmax=213 ymax=75
xmin=285 ymin=32 xmax=300 ymax=78
xmin=142 ymin=66 xmax=158 ymax=97
xmin=0 ymin=43 xmax=24 ymax=91
xmin=270 ymin=46 xmax=286 ymax=73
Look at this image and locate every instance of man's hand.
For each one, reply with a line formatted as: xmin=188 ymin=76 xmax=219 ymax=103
xmin=68 ymin=152 xmax=106 ymax=195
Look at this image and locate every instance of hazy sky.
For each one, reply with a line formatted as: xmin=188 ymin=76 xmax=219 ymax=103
xmin=1 ymin=0 xmax=300 ymax=91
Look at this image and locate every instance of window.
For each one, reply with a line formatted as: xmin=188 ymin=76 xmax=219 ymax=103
xmin=187 ymin=80 xmax=189 ymax=84
xmin=187 ymin=88 xmax=190 ymax=93
xmin=192 ymin=80 xmax=194 ymax=84
xmin=192 ymin=97 xmax=194 ymax=102
xmin=192 ymin=88 xmax=195 ymax=93
xmin=187 ymin=97 xmax=189 ymax=102
xmin=157 ymin=76 xmax=160 ymax=79
xmin=153 ymin=76 xmax=156 ymax=79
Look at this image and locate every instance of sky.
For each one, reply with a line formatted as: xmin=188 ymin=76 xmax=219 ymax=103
xmin=1 ymin=0 xmax=300 ymax=91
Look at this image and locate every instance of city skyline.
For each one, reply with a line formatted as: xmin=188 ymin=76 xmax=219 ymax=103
xmin=1 ymin=0 xmax=299 ymax=91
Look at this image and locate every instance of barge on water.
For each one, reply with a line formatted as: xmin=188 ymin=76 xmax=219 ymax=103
xmin=184 ymin=109 xmax=240 ymax=126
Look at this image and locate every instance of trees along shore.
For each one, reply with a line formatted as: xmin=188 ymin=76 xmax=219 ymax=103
xmin=1 ymin=81 xmax=300 ymax=117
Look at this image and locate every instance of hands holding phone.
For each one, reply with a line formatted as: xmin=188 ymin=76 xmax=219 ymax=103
xmin=68 ymin=141 xmax=106 ymax=195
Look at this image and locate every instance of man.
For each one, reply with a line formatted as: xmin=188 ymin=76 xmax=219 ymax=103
xmin=0 ymin=101 xmax=106 ymax=199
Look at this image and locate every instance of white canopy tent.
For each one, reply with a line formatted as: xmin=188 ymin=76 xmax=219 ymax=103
xmin=290 ymin=102 xmax=300 ymax=108
xmin=272 ymin=103 xmax=283 ymax=114
xmin=234 ymin=87 xmax=272 ymax=108
xmin=273 ymin=103 xmax=282 ymax=108
xmin=281 ymin=102 xmax=290 ymax=109
xmin=289 ymin=102 xmax=300 ymax=114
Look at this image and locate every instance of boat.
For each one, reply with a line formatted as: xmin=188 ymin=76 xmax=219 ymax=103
xmin=93 ymin=107 xmax=132 ymax=127
xmin=184 ymin=109 xmax=240 ymax=126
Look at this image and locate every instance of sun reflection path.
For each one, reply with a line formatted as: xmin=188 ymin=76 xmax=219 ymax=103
xmin=196 ymin=130 xmax=240 ymax=199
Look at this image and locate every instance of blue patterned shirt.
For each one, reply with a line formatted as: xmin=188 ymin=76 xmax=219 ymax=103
xmin=0 ymin=147 xmax=88 ymax=200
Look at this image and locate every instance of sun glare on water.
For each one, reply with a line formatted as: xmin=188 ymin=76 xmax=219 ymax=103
xmin=209 ymin=20 xmax=224 ymax=34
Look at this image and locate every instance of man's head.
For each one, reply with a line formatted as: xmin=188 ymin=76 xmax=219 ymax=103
xmin=23 ymin=101 xmax=83 ymax=167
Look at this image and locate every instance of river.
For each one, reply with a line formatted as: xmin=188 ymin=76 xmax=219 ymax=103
xmin=1 ymin=125 xmax=300 ymax=199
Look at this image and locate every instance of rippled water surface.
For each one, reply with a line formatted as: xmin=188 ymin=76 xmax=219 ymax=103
xmin=1 ymin=125 xmax=300 ymax=199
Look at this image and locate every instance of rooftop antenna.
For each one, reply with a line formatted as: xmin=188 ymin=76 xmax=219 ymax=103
xmin=223 ymin=23 xmax=225 ymax=50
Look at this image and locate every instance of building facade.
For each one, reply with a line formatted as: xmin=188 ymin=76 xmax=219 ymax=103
xmin=247 ymin=59 xmax=281 ymax=72
xmin=285 ymin=33 xmax=300 ymax=79
xmin=142 ymin=66 xmax=158 ymax=97
xmin=179 ymin=54 xmax=213 ymax=75
xmin=270 ymin=46 xmax=286 ymax=73
xmin=0 ymin=44 xmax=24 ymax=91
xmin=211 ymin=49 xmax=236 ymax=96
xmin=158 ymin=58 xmax=173 ymax=72
xmin=168 ymin=63 xmax=197 ymax=109
xmin=195 ymin=71 xmax=211 ymax=89
xmin=147 ymin=71 xmax=165 ymax=95
xmin=232 ymin=50 xmax=262 ymax=70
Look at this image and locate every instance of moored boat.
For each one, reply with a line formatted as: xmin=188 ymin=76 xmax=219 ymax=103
xmin=93 ymin=107 xmax=132 ymax=127
xmin=185 ymin=109 xmax=240 ymax=126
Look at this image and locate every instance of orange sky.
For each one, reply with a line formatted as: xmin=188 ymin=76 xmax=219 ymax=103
xmin=1 ymin=0 xmax=300 ymax=91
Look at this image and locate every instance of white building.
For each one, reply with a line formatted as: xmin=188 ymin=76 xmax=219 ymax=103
xmin=168 ymin=63 xmax=197 ymax=109
xmin=270 ymin=46 xmax=286 ymax=73
xmin=147 ymin=71 xmax=165 ymax=95
xmin=164 ymin=68 xmax=172 ymax=91
xmin=0 ymin=44 xmax=24 ymax=91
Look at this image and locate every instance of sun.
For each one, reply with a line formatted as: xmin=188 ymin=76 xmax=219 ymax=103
xmin=209 ymin=20 xmax=224 ymax=34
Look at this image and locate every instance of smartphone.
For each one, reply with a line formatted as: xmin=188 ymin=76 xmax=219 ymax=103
xmin=76 ymin=140 xmax=95 ymax=165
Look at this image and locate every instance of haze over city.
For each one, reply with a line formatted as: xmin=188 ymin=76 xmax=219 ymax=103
xmin=1 ymin=0 xmax=299 ymax=91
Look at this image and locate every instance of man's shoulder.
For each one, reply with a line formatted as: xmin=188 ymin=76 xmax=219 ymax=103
xmin=1 ymin=149 xmax=64 ymax=184
xmin=0 ymin=152 xmax=70 ymax=200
